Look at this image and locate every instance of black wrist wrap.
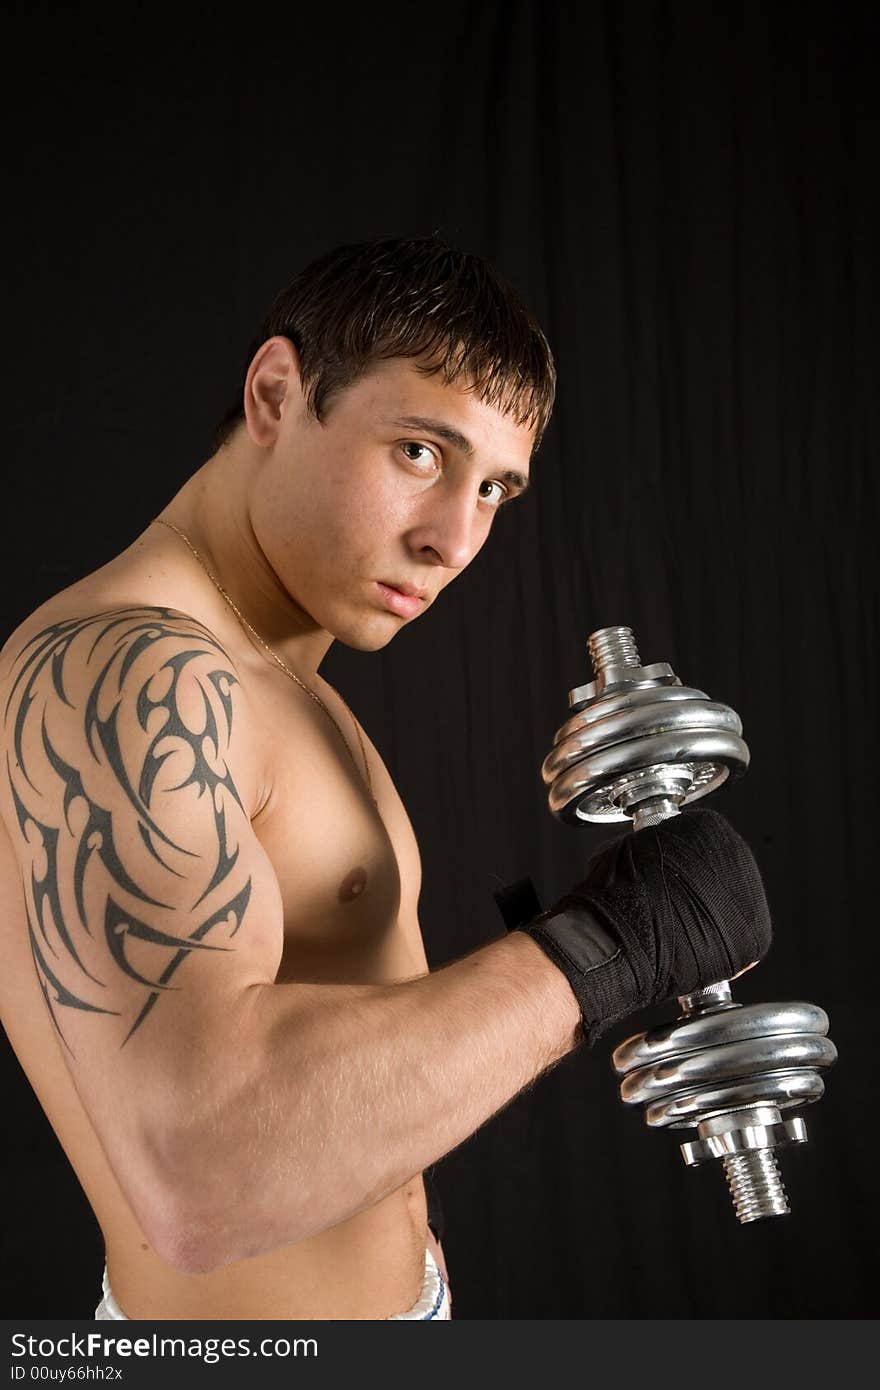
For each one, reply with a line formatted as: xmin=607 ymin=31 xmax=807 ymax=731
xmin=518 ymin=808 xmax=773 ymax=1047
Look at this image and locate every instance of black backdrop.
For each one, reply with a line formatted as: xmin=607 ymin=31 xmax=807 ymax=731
xmin=2 ymin=1 xmax=876 ymax=1318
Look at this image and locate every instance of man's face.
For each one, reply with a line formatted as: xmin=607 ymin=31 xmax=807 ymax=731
xmin=248 ymin=354 xmax=536 ymax=651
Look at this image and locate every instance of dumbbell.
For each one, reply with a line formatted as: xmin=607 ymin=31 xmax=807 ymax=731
xmin=540 ymin=626 xmax=837 ymax=1223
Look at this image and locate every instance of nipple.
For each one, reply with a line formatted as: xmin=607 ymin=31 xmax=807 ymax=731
xmin=338 ymin=866 xmax=368 ymax=903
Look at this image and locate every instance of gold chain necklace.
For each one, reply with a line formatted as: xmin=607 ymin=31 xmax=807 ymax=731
xmin=152 ymin=517 xmax=375 ymax=805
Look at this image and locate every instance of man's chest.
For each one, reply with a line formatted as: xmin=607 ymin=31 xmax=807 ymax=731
xmin=246 ymin=676 xmax=429 ymax=986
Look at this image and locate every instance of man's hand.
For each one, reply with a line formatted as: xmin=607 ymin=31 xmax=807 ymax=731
xmin=515 ymin=808 xmax=773 ymax=1046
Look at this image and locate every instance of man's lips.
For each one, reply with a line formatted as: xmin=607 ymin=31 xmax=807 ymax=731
xmin=376 ymin=581 xmax=427 ymax=618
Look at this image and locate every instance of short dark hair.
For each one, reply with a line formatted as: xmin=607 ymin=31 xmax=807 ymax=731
xmin=211 ymin=235 xmax=556 ymax=454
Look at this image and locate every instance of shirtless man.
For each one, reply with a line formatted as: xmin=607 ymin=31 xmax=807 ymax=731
xmin=0 ymin=236 xmax=770 ymax=1320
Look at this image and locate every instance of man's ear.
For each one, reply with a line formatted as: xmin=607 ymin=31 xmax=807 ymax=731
xmin=242 ymin=335 xmax=305 ymax=446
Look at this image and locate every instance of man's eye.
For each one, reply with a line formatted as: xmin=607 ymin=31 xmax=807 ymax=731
xmin=479 ymin=479 xmax=509 ymax=508
xmin=400 ymin=442 xmax=437 ymax=467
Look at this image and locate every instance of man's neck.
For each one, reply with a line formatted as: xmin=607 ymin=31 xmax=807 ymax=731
xmin=154 ymin=444 xmax=335 ymax=683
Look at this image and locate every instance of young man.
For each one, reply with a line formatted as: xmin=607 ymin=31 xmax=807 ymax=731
xmin=0 ymin=237 xmax=769 ymax=1319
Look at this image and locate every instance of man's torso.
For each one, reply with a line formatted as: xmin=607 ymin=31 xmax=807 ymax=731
xmin=0 ymin=531 xmax=436 ymax=1318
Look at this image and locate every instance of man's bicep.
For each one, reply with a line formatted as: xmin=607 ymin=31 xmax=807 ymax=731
xmin=1 ymin=607 xmax=283 ymax=1232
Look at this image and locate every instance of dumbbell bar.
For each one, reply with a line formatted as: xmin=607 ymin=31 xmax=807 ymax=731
xmin=541 ymin=627 xmax=836 ymax=1223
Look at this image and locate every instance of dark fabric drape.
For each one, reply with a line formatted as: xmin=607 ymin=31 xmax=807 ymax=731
xmin=2 ymin=1 xmax=876 ymax=1317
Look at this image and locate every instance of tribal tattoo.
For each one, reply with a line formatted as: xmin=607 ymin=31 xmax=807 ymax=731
xmin=3 ymin=607 xmax=253 ymax=1054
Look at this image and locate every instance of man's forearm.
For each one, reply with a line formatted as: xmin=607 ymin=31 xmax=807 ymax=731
xmin=162 ymin=930 xmax=583 ymax=1274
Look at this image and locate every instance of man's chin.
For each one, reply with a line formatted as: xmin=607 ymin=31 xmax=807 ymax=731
xmin=329 ymin=611 xmax=407 ymax=653
xmin=338 ymin=629 xmax=402 ymax=653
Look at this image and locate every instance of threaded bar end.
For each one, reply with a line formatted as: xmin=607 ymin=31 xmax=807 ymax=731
xmin=588 ymin=626 xmax=641 ymax=675
xmin=722 ymin=1150 xmax=790 ymax=1223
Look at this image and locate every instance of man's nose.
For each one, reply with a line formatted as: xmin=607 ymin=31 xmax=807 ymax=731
xmin=406 ymin=483 xmax=483 ymax=572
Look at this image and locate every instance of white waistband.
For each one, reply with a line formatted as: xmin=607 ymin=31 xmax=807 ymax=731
xmin=95 ymin=1247 xmax=450 ymax=1321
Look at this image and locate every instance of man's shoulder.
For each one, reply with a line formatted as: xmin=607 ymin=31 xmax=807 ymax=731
xmin=0 ymin=597 xmax=266 ymax=820
xmin=1 ymin=597 xmax=238 ymax=684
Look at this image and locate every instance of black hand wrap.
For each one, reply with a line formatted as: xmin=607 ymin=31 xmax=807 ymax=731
xmin=516 ymin=808 xmax=773 ymax=1047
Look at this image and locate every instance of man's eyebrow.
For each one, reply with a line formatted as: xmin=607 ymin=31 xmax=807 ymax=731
xmin=386 ymin=415 xmax=531 ymax=494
